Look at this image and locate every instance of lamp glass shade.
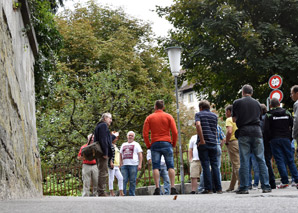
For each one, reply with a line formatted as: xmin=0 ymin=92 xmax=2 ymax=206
xmin=167 ymin=47 xmax=182 ymax=77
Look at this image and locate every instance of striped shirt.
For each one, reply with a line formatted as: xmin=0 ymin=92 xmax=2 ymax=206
xmin=217 ymin=125 xmax=225 ymax=145
xmin=195 ymin=109 xmax=218 ymax=144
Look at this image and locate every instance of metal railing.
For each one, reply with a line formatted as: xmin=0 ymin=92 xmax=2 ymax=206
xmin=42 ymin=146 xmax=297 ymax=196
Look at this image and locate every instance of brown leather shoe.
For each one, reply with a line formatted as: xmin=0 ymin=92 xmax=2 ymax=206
xmin=98 ymin=192 xmax=108 ymax=197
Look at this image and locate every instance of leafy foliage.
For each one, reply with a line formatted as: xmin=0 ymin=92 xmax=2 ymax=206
xmin=157 ymin=0 xmax=298 ymax=109
xmin=37 ymin=1 xmax=175 ymax=166
xmin=28 ymin=0 xmax=63 ymax=107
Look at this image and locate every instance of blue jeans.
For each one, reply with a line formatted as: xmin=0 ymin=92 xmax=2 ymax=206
xmin=270 ymin=138 xmax=298 ymax=184
xmin=198 ymin=143 xmax=221 ymax=191
xmin=249 ymin=153 xmax=260 ymax=187
xmin=217 ymin=144 xmax=222 ymax=182
xmin=121 ymin=165 xmax=138 ymax=196
xmin=198 ymin=145 xmax=222 ymax=192
xmin=238 ymin=136 xmax=270 ymax=191
xmin=151 ymin=141 xmax=174 ymax=170
xmin=159 ymin=164 xmax=170 ymax=195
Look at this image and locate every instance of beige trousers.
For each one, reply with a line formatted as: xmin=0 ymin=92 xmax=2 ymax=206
xmin=226 ymin=140 xmax=240 ymax=190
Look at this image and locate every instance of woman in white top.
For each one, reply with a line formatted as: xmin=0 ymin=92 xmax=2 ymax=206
xmin=108 ymin=135 xmax=124 ymax=196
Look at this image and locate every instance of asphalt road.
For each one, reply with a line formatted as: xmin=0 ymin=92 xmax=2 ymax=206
xmin=1 ymin=187 xmax=298 ymax=213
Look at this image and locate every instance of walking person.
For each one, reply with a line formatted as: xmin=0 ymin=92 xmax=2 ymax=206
xmin=232 ymin=84 xmax=271 ymax=194
xmin=224 ymin=105 xmax=240 ymax=192
xmin=120 ymin=131 xmax=143 ymax=196
xmin=94 ymin=113 xmax=117 ymax=197
xmin=143 ymin=100 xmax=178 ymax=195
xmin=264 ymin=98 xmax=298 ymax=189
xmin=108 ymin=135 xmax=124 ymax=196
xmin=195 ymin=100 xmax=222 ymax=194
xmin=77 ymin=134 xmax=98 ymax=197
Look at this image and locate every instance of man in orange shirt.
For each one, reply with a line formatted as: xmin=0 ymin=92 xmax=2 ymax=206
xmin=143 ymin=100 xmax=178 ymax=195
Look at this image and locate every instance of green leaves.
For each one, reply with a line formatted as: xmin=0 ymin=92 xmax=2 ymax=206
xmin=159 ymin=0 xmax=298 ymax=109
xmin=37 ymin=2 xmax=175 ymax=167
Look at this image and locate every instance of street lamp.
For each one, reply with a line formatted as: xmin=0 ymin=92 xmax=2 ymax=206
xmin=166 ymin=46 xmax=184 ymax=194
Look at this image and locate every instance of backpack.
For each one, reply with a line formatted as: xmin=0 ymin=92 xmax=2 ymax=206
xmin=81 ymin=134 xmax=103 ymax=161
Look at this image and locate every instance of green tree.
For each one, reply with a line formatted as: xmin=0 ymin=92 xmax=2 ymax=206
xmin=37 ymin=1 xmax=175 ymax=167
xmin=27 ymin=0 xmax=63 ymax=108
xmin=158 ymin=0 xmax=298 ymax=109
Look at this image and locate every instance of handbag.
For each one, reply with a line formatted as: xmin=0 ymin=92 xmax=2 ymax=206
xmin=81 ymin=134 xmax=103 ymax=161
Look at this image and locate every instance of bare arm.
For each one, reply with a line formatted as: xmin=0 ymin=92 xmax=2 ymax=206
xmin=225 ymin=126 xmax=233 ymax=144
xmin=196 ymin=121 xmax=206 ymax=145
xmin=120 ymin=153 xmax=123 ymax=167
xmin=138 ymin=152 xmax=143 ymax=171
xmin=188 ymin=148 xmax=193 ymax=162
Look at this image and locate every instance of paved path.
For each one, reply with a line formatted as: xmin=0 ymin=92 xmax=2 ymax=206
xmin=1 ymin=187 xmax=298 ymax=213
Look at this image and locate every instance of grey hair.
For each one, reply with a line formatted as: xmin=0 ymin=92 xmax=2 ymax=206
xmin=127 ymin=131 xmax=135 ymax=137
xmin=100 ymin=112 xmax=112 ymax=122
xmin=242 ymin=84 xmax=253 ymax=95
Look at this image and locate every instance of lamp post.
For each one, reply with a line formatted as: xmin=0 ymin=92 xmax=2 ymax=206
xmin=166 ymin=46 xmax=184 ymax=194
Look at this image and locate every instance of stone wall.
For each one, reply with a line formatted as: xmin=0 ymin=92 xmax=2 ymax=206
xmin=0 ymin=0 xmax=42 ymax=199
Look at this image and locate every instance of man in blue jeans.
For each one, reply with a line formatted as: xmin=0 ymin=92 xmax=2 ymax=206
xmin=264 ymin=98 xmax=298 ymax=189
xmin=195 ymin=100 xmax=222 ymax=194
xmin=232 ymin=84 xmax=271 ymax=194
xmin=143 ymin=100 xmax=178 ymax=195
xmin=120 ymin=131 xmax=143 ymax=196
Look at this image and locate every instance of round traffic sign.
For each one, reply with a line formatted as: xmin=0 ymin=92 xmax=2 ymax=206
xmin=268 ymin=75 xmax=282 ymax=89
xmin=269 ymin=89 xmax=283 ymax=102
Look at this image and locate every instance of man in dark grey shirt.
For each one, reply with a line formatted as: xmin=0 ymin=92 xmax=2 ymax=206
xmin=232 ymin=84 xmax=271 ymax=194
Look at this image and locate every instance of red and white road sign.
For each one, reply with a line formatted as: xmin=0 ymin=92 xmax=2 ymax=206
xmin=268 ymin=75 xmax=282 ymax=89
xmin=269 ymin=89 xmax=283 ymax=102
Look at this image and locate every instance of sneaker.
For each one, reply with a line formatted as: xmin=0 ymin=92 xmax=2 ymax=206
xmin=277 ymin=183 xmax=289 ymax=189
xmin=153 ymin=188 xmax=160 ymax=195
xmin=248 ymin=185 xmax=252 ymax=190
xmin=199 ymin=190 xmax=213 ymax=194
xmin=190 ymin=191 xmax=196 ymax=194
xmin=170 ymin=187 xmax=178 ymax=195
xmin=235 ymin=190 xmax=249 ymax=194
xmin=216 ymin=190 xmax=223 ymax=194
xmin=252 ymin=185 xmax=258 ymax=190
xmin=225 ymin=188 xmax=234 ymax=193
xmin=262 ymin=188 xmax=272 ymax=193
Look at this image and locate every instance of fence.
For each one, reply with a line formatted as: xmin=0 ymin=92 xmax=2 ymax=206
xmin=42 ymin=145 xmax=297 ymax=196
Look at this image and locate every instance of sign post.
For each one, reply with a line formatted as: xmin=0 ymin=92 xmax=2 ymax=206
xmin=267 ymin=74 xmax=283 ymax=110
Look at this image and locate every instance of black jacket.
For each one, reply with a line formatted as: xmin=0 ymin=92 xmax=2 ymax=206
xmin=93 ymin=122 xmax=115 ymax=157
xmin=263 ymin=107 xmax=293 ymax=142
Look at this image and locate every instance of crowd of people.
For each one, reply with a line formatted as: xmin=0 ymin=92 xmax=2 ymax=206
xmin=77 ymin=84 xmax=298 ymax=196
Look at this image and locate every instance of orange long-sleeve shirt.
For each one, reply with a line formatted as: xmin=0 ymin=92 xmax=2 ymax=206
xmin=143 ymin=110 xmax=178 ymax=149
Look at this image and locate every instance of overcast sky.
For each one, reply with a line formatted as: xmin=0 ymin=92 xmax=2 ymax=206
xmin=60 ymin=0 xmax=174 ymax=37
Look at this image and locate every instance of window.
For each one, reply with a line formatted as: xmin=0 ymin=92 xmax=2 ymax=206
xmin=188 ymin=93 xmax=193 ymax=103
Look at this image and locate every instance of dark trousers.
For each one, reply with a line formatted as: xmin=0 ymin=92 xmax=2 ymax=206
xmin=96 ymin=156 xmax=108 ymax=195
xmin=198 ymin=143 xmax=222 ymax=191
xmin=264 ymin=140 xmax=276 ymax=188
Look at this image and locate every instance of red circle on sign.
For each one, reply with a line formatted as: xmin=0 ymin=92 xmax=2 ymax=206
xmin=269 ymin=89 xmax=283 ymax=102
xmin=268 ymin=75 xmax=282 ymax=89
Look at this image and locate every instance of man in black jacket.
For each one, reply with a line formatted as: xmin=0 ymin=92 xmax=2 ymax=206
xmin=94 ymin=113 xmax=116 ymax=196
xmin=264 ymin=98 xmax=298 ymax=189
